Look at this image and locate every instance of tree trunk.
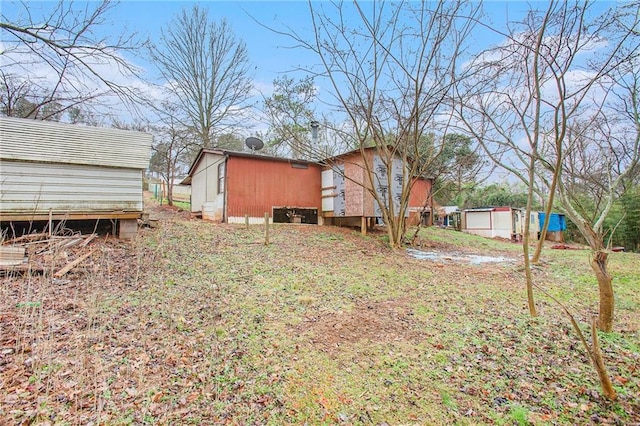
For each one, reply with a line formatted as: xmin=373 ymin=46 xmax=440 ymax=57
xmin=386 ymin=216 xmax=403 ymax=249
xmin=522 ymin=222 xmax=538 ymax=317
xmin=532 ymin=201 xmax=554 ymax=264
xmin=523 ymin=134 xmax=538 ymax=317
xmin=590 ymin=318 xmax=617 ymax=400
xmin=167 ymin=183 xmax=174 ymax=206
xmin=591 ymin=250 xmax=614 ymax=333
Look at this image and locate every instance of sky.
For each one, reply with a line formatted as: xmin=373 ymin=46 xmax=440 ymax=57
xmin=0 ymin=0 xmax=621 ymax=133
xmin=109 ymin=0 xmax=520 ymax=90
xmin=79 ymin=1 xmax=528 ymax=85
xmin=1 ymin=1 xmax=539 ymax=105
xmin=2 ymin=1 xmax=322 ymax=99
xmin=113 ymin=1 xmax=323 ymax=86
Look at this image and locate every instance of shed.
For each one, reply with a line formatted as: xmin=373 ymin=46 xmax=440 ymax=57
xmin=435 ymin=206 xmax=461 ymax=228
xmin=184 ymin=149 xmax=322 ymax=224
xmin=537 ymin=212 xmax=567 ymax=242
xmin=462 ymin=207 xmax=521 ymax=240
xmin=0 ymin=117 xmax=152 ymax=238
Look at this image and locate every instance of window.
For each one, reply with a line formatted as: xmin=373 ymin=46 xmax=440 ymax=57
xmin=217 ymin=162 xmax=225 ymax=194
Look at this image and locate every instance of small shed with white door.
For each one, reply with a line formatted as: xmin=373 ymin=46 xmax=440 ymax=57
xmin=0 ymin=117 xmax=152 ymax=238
xmin=462 ymin=207 xmax=519 ymax=240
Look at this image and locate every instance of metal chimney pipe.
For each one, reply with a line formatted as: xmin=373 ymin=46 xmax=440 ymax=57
xmin=310 ymin=120 xmax=319 ymax=145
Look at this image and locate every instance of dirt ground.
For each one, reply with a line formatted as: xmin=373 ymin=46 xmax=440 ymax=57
xmin=1 ymin=197 xmax=638 ymax=425
xmin=298 ymin=299 xmax=426 ymax=355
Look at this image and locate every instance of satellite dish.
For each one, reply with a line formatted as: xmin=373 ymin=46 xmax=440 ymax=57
xmin=245 ymin=137 xmax=264 ymax=152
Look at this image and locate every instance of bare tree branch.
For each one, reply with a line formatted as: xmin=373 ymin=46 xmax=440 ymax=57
xmin=150 ymin=5 xmax=254 ymax=148
xmin=1 ymin=0 xmax=148 ymax=118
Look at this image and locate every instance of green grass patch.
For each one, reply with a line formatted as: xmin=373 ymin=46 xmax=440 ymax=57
xmin=5 ymin=216 xmax=638 ymax=425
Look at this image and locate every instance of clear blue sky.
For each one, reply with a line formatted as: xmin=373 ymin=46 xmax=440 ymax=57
xmin=112 ymin=0 xmax=522 ymax=83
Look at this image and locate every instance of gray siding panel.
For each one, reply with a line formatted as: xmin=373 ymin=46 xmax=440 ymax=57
xmin=0 ymin=117 xmax=152 ymax=169
xmin=191 ymin=152 xmax=225 ymax=213
xmin=0 ymin=160 xmax=143 ymax=213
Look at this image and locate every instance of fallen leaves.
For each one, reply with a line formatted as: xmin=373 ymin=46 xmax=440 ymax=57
xmin=1 ymin=203 xmax=639 ymax=425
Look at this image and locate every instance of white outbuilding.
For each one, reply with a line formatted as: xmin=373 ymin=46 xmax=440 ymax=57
xmin=0 ymin=117 xmax=152 ymax=239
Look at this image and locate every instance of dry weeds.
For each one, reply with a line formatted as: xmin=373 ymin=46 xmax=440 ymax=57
xmin=1 ymin=200 xmax=638 ymax=425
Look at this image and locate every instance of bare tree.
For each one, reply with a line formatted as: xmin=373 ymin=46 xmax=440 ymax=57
xmin=150 ymin=5 xmax=253 ymax=148
xmin=456 ymin=1 xmax=639 ymax=324
xmin=276 ymin=1 xmax=479 ymax=248
xmin=1 ymin=0 xmax=146 ymax=118
xmin=149 ymin=124 xmax=196 ymax=206
xmin=213 ymin=133 xmax=245 ymax=151
xmin=262 ymin=76 xmax=352 ymax=159
xmin=0 ymin=70 xmax=95 ymax=121
xmin=553 ymin=64 xmax=640 ymax=332
xmin=0 ymin=71 xmax=38 ymax=118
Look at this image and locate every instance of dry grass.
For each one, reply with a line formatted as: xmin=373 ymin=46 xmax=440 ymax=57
xmin=1 ymin=205 xmax=638 ymax=425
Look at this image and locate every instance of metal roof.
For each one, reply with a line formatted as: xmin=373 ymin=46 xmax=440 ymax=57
xmin=183 ymin=148 xmax=320 ymax=184
xmin=0 ymin=116 xmax=152 ymax=169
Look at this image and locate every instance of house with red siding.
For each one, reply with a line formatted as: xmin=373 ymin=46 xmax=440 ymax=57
xmin=184 ymin=149 xmax=322 ymax=224
xmin=321 ymin=148 xmax=433 ymax=232
xmin=184 ymin=148 xmax=432 ymax=232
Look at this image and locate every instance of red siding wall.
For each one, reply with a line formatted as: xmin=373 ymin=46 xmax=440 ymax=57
xmin=343 ymin=154 xmax=367 ymax=217
xmin=409 ymin=177 xmax=432 ymax=209
xmin=407 ymin=177 xmax=433 ymax=225
xmin=226 ymin=156 xmax=322 ymax=218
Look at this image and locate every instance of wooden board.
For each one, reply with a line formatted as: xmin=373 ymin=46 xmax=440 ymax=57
xmin=0 ymin=246 xmax=26 ymax=266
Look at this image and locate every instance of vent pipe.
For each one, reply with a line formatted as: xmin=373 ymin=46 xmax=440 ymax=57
xmin=310 ymin=121 xmax=319 ymax=145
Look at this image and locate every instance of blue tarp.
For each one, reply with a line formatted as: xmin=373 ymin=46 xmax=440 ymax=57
xmin=538 ymin=212 xmax=566 ymax=232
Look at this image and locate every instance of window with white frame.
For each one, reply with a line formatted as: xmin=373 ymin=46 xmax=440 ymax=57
xmin=217 ymin=162 xmax=225 ymax=194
